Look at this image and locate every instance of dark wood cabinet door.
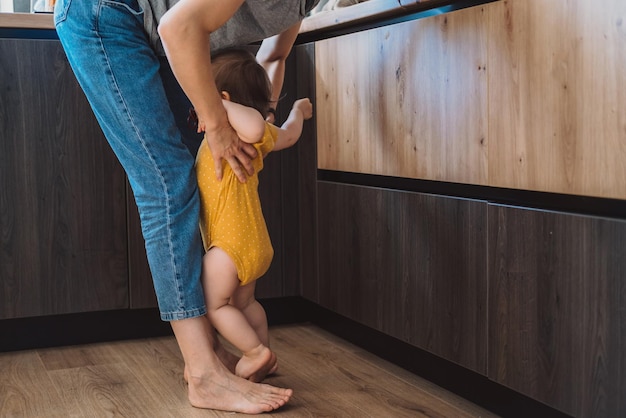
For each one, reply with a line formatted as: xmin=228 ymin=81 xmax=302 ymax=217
xmin=256 ymin=152 xmax=285 ymax=298
xmin=0 ymin=39 xmax=128 ymax=318
xmin=488 ymin=204 xmax=626 ymax=418
xmin=317 ymin=182 xmax=488 ymax=374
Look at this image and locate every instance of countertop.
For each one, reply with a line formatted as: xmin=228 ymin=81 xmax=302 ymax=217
xmin=0 ymin=1 xmax=443 ymax=32
xmin=0 ymin=12 xmax=54 ymax=29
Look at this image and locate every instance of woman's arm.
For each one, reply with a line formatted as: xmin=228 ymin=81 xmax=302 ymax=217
xmin=273 ymin=98 xmax=313 ymax=152
xmin=158 ymin=0 xmax=256 ymax=182
xmin=256 ymin=22 xmax=302 ymax=124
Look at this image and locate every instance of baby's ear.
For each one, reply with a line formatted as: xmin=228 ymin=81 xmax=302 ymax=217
xmin=221 ymin=91 xmax=231 ymax=101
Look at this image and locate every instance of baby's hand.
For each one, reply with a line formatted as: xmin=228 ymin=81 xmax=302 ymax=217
xmin=294 ymin=98 xmax=313 ymax=120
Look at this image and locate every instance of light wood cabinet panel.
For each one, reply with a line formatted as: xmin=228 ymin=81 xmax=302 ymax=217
xmin=317 ymin=182 xmax=488 ymax=373
xmin=488 ymin=204 xmax=626 ymax=417
xmin=316 ymin=0 xmax=626 ymax=200
xmin=315 ymin=5 xmax=489 ymax=185
xmin=301 ymin=0 xmax=402 ymax=34
xmin=487 ymin=0 xmax=626 ymax=200
xmin=0 ymin=39 xmax=128 ymax=319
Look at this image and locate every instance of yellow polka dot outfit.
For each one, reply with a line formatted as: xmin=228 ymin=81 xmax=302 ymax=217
xmin=195 ymin=123 xmax=277 ymax=286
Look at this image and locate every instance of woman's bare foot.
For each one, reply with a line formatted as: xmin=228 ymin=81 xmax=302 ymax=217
xmin=185 ymin=342 xmax=240 ymax=383
xmin=215 ymin=342 xmax=240 ymax=374
xmin=187 ymin=364 xmax=292 ymax=413
xmin=236 ymin=344 xmax=277 ymax=381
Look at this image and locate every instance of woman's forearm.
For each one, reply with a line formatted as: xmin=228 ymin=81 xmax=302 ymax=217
xmin=158 ymin=0 xmax=244 ymax=133
xmin=256 ymin=22 xmax=301 ymax=112
xmin=158 ymin=0 xmax=257 ymax=182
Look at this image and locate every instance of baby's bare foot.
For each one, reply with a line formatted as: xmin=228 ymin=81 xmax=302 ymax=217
xmin=268 ymin=361 xmax=278 ymax=375
xmin=248 ymin=350 xmax=278 ymax=383
xmin=236 ymin=344 xmax=277 ymax=381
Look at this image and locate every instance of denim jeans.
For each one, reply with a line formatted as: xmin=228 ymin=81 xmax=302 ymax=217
xmin=55 ymin=0 xmax=206 ymax=320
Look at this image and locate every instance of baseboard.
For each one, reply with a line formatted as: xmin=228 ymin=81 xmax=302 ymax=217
xmin=0 ymin=308 xmax=172 ymax=352
xmin=0 ymin=297 xmax=306 ymax=352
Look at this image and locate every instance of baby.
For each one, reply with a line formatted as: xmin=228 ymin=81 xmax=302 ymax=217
xmin=195 ymin=48 xmax=313 ymax=379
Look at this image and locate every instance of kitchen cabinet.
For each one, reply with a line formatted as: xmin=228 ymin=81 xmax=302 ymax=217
xmin=489 ymin=204 xmax=626 ymax=418
xmin=0 ymin=38 xmax=128 ymax=318
xmin=305 ymin=0 xmax=626 ymax=415
xmin=316 ymin=181 xmax=489 ymax=374
xmin=315 ymin=0 xmax=626 ymax=201
xmin=0 ymin=36 xmax=299 ymax=319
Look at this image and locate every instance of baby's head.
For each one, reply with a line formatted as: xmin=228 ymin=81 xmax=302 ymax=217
xmin=212 ymin=48 xmax=272 ymax=119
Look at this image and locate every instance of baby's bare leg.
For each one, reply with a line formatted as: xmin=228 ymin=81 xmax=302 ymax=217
xmin=232 ymin=282 xmax=269 ymax=347
xmin=203 ymin=248 xmax=276 ymax=380
xmin=231 ymin=283 xmax=278 ymax=381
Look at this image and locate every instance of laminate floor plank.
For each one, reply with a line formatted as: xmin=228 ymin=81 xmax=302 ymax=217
xmin=46 ymin=362 xmax=168 ymax=418
xmin=38 ymin=341 xmax=123 ymax=371
xmin=263 ymin=325 xmax=497 ymax=418
xmin=0 ymin=323 xmax=497 ymax=417
xmin=0 ymin=350 xmax=72 ymax=417
xmin=114 ymin=338 xmax=190 ymax=410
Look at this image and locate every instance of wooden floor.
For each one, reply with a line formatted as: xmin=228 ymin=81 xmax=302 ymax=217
xmin=0 ymin=323 xmax=498 ymax=417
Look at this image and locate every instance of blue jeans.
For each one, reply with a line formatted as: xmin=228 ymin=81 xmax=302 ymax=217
xmin=55 ymin=0 xmax=206 ymax=320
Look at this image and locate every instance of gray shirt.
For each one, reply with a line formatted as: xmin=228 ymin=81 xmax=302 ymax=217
xmin=138 ymin=0 xmax=318 ymax=56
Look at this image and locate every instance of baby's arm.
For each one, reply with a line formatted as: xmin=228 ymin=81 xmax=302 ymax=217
xmin=222 ymin=100 xmax=266 ymax=144
xmin=273 ymin=98 xmax=313 ymax=152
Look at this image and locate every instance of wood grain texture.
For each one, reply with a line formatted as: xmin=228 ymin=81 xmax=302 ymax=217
xmin=0 ymin=12 xmax=54 ymax=29
xmin=488 ymin=204 xmax=626 ymax=417
xmin=0 ymin=39 xmax=128 ymax=319
xmin=301 ymin=0 xmax=403 ymax=34
xmin=0 ymin=324 xmax=496 ymax=417
xmin=0 ymin=351 xmax=67 ymax=417
xmin=255 ymin=152 xmax=285 ymax=298
xmin=275 ymin=49 xmax=316 ymax=297
xmin=316 ymin=0 xmax=626 ymax=200
xmin=316 ymin=5 xmax=489 ymax=186
xmin=294 ymin=44 xmax=321 ymax=303
xmin=487 ymin=0 xmax=626 ymax=200
xmin=317 ymin=182 xmax=488 ymax=373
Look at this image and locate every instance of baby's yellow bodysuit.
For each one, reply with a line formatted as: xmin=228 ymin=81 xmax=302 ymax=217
xmin=195 ymin=123 xmax=277 ymax=285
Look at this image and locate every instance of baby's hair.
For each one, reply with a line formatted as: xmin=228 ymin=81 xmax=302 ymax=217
xmin=211 ymin=48 xmax=272 ymax=119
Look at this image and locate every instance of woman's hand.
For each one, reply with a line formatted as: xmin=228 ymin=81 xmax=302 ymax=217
xmin=204 ymin=121 xmax=257 ymax=183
